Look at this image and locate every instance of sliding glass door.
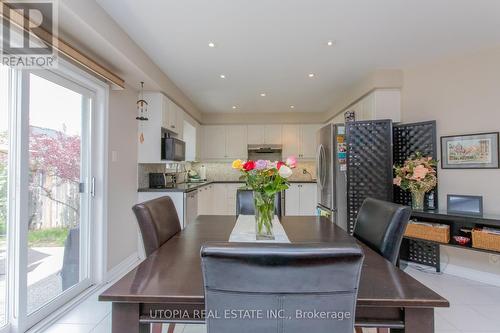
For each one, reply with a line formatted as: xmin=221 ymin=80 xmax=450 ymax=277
xmin=0 ymin=62 xmax=103 ymax=332
xmin=25 ymin=71 xmax=93 ymax=321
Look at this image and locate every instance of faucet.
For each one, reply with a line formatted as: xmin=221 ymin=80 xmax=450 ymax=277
xmin=302 ymin=168 xmax=313 ymax=180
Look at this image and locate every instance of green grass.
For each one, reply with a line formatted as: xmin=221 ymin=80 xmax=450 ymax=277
xmin=28 ymin=227 xmax=69 ymax=247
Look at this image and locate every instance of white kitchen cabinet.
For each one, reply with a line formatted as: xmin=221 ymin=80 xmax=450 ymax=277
xmin=203 ymin=126 xmax=227 ymax=160
xmin=202 ymin=125 xmax=247 ymax=160
xmin=247 ymin=125 xmax=265 ymax=144
xmin=196 ymin=182 xmax=243 ymax=215
xmin=247 ymin=125 xmax=282 ymax=145
xmin=284 ymin=183 xmax=300 ymax=216
xmin=197 ymin=186 xmax=208 ymax=214
xmin=165 ymin=99 xmax=177 ymax=133
xmin=226 ymin=125 xmax=248 ymax=159
xmin=183 ymin=121 xmax=197 ymax=162
xmin=282 ymin=125 xmax=300 ymax=158
xmin=198 ymin=184 xmax=215 ymax=215
xmin=212 ymin=183 xmax=228 ymax=214
xmin=138 ymin=92 xmax=187 ymax=163
xmin=300 ymin=125 xmax=320 ymax=159
xmin=264 ymin=125 xmax=282 ymax=145
xmin=282 ymin=124 xmax=320 ymax=160
xmin=285 ymin=183 xmax=317 ymax=216
xmin=298 ymin=183 xmax=317 ymax=215
xmin=345 ymin=89 xmax=401 ymax=122
xmin=175 ymin=102 xmax=184 ymax=139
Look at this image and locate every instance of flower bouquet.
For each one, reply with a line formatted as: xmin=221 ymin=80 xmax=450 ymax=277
xmin=232 ymin=156 xmax=297 ymax=239
xmin=393 ymin=152 xmax=438 ymax=210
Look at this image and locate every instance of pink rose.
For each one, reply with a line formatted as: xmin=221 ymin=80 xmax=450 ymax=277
xmin=412 ymin=165 xmax=429 ymax=180
xmin=393 ymin=176 xmax=402 ymax=186
xmin=286 ymin=156 xmax=297 ymax=169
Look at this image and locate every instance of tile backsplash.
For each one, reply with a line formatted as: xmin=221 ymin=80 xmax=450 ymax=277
xmin=138 ymin=161 xmax=316 ymax=188
xmin=190 ymin=161 xmax=316 ymax=182
xmin=137 ymin=161 xmax=316 ymax=188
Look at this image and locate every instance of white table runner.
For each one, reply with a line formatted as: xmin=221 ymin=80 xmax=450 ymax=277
xmin=229 ymin=215 xmax=291 ymax=243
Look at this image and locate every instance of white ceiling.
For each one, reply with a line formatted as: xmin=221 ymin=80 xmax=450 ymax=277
xmin=96 ymin=0 xmax=500 ymax=113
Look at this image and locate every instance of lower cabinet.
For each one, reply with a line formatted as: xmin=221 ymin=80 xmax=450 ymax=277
xmin=199 ymin=183 xmax=242 ymax=215
xmin=285 ymin=183 xmax=317 ymax=216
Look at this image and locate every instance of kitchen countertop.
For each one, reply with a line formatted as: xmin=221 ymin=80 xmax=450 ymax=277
xmin=137 ymin=180 xmax=316 ymax=193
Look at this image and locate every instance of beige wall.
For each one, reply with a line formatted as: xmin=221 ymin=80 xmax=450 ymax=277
xmin=401 ymin=46 xmax=500 ymax=278
xmin=106 ymin=85 xmax=140 ymax=270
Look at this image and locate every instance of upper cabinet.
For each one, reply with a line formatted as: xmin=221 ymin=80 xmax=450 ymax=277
xmin=200 ymin=124 xmax=319 ymax=161
xmin=202 ymin=125 xmax=248 ymax=160
xmin=347 ymin=89 xmax=401 ymax=122
xmin=226 ymin=125 xmax=248 ymax=158
xmin=282 ymin=124 xmax=321 ymax=160
xmin=138 ymin=92 xmax=192 ymax=163
xmin=247 ymin=125 xmax=282 ymax=145
xmin=164 ymin=99 xmax=183 ymax=136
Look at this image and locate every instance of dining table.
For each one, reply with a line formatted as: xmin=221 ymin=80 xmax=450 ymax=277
xmin=99 ymin=215 xmax=449 ymax=333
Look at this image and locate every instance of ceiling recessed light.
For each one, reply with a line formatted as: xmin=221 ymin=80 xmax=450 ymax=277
xmin=327 ymin=40 xmax=335 ymax=46
xmin=208 ymin=42 xmax=216 ymax=48
xmin=260 ymin=93 xmax=266 ymax=97
xmin=308 ymin=73 xmax=315 ymax=78
xmin=232 ymin=105 xmax=237 ymax=109
xmin=219 ymin=74 xmax=226 ymax=79
xmin=290 ymin=105 xmax=295 ymax=109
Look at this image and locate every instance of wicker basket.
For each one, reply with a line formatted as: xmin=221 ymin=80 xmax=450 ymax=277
xmin=472 ymin=228 xmax=500 ymax=252
xmin=404 ymin=221 xmax=450 ymax=244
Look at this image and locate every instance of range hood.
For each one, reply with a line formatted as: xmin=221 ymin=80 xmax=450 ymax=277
xmin=247 ymin=144 xmax=282 ymax=153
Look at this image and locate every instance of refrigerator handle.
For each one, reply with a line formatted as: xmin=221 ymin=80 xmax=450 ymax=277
xmin=316 ymin=144 xmax=323 ymax=189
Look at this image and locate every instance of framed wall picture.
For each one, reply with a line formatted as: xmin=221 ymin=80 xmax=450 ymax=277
xmin=441 ymin=132 xmax=499 ymax=169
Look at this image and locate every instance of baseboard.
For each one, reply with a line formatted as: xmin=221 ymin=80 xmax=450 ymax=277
xmin=104 ymin=251 xmax=141 ymax=283
xmin=442 ymin=263 xmax=500 ymax=288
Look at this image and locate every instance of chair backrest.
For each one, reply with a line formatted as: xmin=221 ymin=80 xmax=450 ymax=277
xmin=236 ymin=189 xmax=282 ymax=216
xmin=132 ymin=196 xmax=181 ymax=257
xmin=201 ymin=242 xmax=364 ymax=333
xmin=353 ymin=197 xmax=411 ymax=265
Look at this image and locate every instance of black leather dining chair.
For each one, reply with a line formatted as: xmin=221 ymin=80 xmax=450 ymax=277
xmin=132 ymin=196 xmax=181 ymax=333
xmin=201 ymin=242 xmax=364 ymax=333
xmin=132 ymin=196 xmax=181 ymax=257
xmin=236 ymin=189 xmax=282 ymax=216
xmin=353 ymin=198 xmax=411 ymax=333
xmin=353 ymin=198 xmax=411 ymax=266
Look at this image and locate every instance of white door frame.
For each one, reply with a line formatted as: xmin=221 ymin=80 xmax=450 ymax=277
xmin=6 ymin=59 xmax=109 ymax=333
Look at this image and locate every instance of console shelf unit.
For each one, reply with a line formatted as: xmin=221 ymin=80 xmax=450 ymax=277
xmin=400 ymin=210 xmax=500 ymax=272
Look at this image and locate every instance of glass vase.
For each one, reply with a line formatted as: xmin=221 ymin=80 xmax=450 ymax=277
xmin=253 ymin=191 xmax=275 ymax=240
xmin=411 ymin=190 xmax=426 ymax=210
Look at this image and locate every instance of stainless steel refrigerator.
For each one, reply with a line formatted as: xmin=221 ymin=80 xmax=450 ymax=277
xmin=316 ymin=123 xmax=348 ymax=231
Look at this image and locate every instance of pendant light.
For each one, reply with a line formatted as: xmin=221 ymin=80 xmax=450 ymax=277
xmin=137 ymin=82 xmax=148 ymax=144
xmin=136 ymin=81 xmax=149 ymax=121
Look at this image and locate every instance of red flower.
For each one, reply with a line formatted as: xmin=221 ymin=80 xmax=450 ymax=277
xmin=277 ymin=161 xmax=285 ymax=170
xmin=243 ymin=160 xmax=256 ymax=171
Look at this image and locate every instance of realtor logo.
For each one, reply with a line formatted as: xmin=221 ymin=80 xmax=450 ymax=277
xmin=0 ymin=0 xmax=58 ymax=68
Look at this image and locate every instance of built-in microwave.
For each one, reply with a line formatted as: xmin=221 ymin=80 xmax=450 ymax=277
xmin=161 ymin=136 xmax=186 ymax=161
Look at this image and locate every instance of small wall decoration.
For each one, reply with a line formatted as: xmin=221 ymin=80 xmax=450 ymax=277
xmin=441 ymin=132 xmax=499 ymax=169
xmin=344 ymin=110 xmax=355 ymax=123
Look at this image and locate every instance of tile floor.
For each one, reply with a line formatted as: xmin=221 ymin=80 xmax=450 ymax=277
xmin=41 ymin=265 xmax=500 ymax=333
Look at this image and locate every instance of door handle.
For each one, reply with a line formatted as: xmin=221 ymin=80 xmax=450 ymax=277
xmin=90 ymin=177 xmax=95 ymax=197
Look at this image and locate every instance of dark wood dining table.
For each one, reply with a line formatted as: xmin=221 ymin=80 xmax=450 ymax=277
xmin=99 ymin=216 xmax=449 ymax=333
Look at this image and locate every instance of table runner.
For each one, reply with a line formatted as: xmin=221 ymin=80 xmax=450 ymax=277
xmin=229 ymin=215 xmax=291 ymax=243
